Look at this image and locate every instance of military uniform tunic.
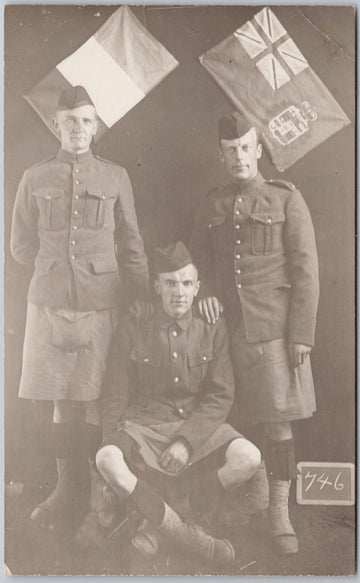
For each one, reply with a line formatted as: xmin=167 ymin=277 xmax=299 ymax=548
xmin=11 ymin=148 xmax=149 ymax=401
xmin=190 ymin=173 xmax=319 ymax=423
xmin=101 ymin=304 xmax=239 ymax=474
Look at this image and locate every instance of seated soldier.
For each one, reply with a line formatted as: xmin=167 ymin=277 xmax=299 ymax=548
xmin=96 ymin=242 xmax=261 ymax=564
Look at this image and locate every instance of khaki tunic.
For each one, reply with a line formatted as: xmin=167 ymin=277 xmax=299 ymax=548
xmin=190 ymin=173 xmax=319 ymax=422
xmin=11 ymin=148 xmax=149 ymax=400
xmin=102 ymin=305 xmax=239 ymax=463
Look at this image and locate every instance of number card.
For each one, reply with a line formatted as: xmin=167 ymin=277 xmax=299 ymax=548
xmin=297 ymin=462 xmax=355 ymax=505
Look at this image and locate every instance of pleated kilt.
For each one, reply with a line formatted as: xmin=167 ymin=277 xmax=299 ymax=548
xmin=230 ymin=331 xmax=316 ymax=424
xmin=18 ymin=302 xmax=120 ymax=401
xmin=102 ymin=420 xmax=241 ymax=476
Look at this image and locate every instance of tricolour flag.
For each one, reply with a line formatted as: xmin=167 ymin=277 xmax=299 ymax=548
xmin=200 ymin=7 xmax=350 ymax=171
xmin=25 ymin=6 xmax=178 ymax=140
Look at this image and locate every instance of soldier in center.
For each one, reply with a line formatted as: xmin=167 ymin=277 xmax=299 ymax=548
xmin=96 ymin=241 xmax=261 ymax=564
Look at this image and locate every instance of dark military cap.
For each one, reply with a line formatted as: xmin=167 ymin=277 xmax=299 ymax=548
xmin=154 ymin=241 xmax=193 ymax=274
xmin=57 ymin=85 xmax=95 ymax=111
xmin=218 ymin=111 xmax=253 ymax=141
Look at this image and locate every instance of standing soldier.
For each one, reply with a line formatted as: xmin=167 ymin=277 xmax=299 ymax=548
xmin=190 ymin=112 xmax=319 ymax=554
xmin=10 ymin=85 xmax=149 ymax=530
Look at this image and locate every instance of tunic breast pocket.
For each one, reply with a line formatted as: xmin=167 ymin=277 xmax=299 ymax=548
xmin=208 ymin=215 xmax=232 ymax=250
xmin=130 ymin=350 xmax=162 ymax=393
xmin=32 ymin=188 xmax=65 ymax=231
xmin=84 ymin=190 xmax=116 ymax=230
xmin=187 ymin=347 xmax=213 ymax=392
xmin=250 ymin=212 xmax=285 ymax=255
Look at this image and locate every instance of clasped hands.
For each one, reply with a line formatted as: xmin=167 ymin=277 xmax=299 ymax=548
xmin=159 ymin=440 xmax=190 ymax=474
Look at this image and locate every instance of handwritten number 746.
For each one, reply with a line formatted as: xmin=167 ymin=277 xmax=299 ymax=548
xmin=304 ymin=471 xmax=344 ymax=492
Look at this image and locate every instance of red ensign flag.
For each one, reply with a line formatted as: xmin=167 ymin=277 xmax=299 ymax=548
xmin=200 ymin=7 xmax=350 ymax=171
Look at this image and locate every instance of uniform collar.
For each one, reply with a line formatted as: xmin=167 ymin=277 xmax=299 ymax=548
xmin=57 ymin=148 xmax=94 ymax=164
xmin=155 ymin=302 xmax=193 ymax=332
xmin=229 ymin=172 xmax=264 ymax=194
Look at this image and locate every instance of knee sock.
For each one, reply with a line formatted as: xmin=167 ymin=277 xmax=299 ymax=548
xmin=128 ymin=479 xmax=166 ymax=526
xmin=190 ymin=469 xmax=225 ymax=514
xmin=85 ymin=423 xmax=102 ymax=462
xmin=264 ymin=438 xmax=297 ymax=481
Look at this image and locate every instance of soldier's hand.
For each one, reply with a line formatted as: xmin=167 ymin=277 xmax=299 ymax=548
xmin=159 ymin=441 xmax=190 ymax=474
xmin=129 ymin=300 xmax=154 ymax=324
xmin=288 ymin=342 xmax=312 ymax=368
xmin=197 ymin=297 xmax=224 ymax=325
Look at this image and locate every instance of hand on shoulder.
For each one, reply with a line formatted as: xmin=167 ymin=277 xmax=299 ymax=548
xmin=197 ymin=297 xmax=224 ymax=325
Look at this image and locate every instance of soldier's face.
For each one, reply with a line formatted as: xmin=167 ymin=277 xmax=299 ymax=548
xmin=220 ymin=127 xmax=262 ymax=182
xmin=155 ymin=264 xmax=200 ymax=319
xmin=53 ymin=105 xmax=99 ymax=154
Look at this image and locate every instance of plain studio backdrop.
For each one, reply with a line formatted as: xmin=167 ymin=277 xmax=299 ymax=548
xmin=4 ymin=5 xmax=355 ymax=498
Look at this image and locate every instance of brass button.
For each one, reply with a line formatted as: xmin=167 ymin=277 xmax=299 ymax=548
xmin=71 ymin=255 xmax=75 ymax=260
xmin=72 ymin=225 xmax=78 ymax=231
xmin=235 ymin=224 xmax=240 ymax=230
xmin=174 ymin=377 xmax=180 ymax=384
xmin=102 ymin=195 xmax=106 ymax=200
xmin=236 ymin=269 xmax=241 ymax=274
xmin=237 ymin=197 xmax=243 ymax=203
xmin=235 ymin=210 xmax=240 ymax=216
xmin=74 ymin=195 xmax=79 ymax=200
xmin=237 ymin=283 xmax=242 ymax=289
xmin=179 ymin=407 xmax=184 ymax=413
xmin=202 ymin=355 xmax=207 ymax=361
xmin=267 ymin=218 xmax=272 ymax=224
xmin=172 ymin=330 xmax=178 ymax=337
xmin=208 ymin=223 xmax=212 ymax=229
xmin=74 ymin=168 xmax=79 ymax=173
xmin=71 ymin=240 xmax=76 ymax=246
xmin=235 ymin=254 xmax=241 ymax=259
xmin=75 ymin=180 xmax=80 ymax=186
xmin=236 ymin=240 xmax=241 ymax=245
xmin=74 ymin=210 xmax=79 ymax=216
xmin=46 ymin=195 xmax=51 ymax=200
xmin=144 ymin=358 xmax=149 ymax=363
xmin=172 ymin=352 xmax=178 ymax=359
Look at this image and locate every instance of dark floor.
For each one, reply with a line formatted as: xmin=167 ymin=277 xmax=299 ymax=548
xmin=5 ymin=481 xmax=355 ymax=576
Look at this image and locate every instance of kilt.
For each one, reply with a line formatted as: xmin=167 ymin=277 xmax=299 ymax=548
xmin=18 ymin=302 xmax=120 ymax=401
xmin=230 ymin=331 xmax=316 ymax=424
xmin=102 ymin=420 xmax=241 ymax=476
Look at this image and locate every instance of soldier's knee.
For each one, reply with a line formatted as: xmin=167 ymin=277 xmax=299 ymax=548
xmin=227 ymin=438 xmax=261 ymax=475
xmin=96 ymin=445 xmax=124 ymax=474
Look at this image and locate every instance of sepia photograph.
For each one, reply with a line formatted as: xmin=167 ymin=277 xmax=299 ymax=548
xmin=4 ymin=4 xmax=355 ymax=576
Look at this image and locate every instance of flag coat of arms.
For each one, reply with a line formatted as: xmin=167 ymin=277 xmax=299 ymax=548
xmin=200 ymin=7 xmax=350 ymax=171
xmin=25 ymin=6 xmax=179 ymax=140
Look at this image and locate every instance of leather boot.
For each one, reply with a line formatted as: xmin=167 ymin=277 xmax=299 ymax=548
xmin=157 ymin=502 xmax=235 ymax=565
xmin=31 ymin=456 xmax=77 ymax=528
xmin=131 ymin=519 xmax=160 ymax=558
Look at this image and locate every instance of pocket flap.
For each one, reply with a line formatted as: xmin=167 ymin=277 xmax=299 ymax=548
xmin=188 ymin=346 xmax=213 ymax=367
xmin=250 ymin=211 xmax=285 ymax=225
xmin=86 ymin=189 xmax=115 ymax=200
xmin=130 ymin=349 xmax=162 ymax=367
xmin=32 ymin=188 xmax=63 ymax=200
xmin=90 ymin=256 xmax=118 ymax=274
xmin=208 ymin=215 xmax=226 ymax=228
